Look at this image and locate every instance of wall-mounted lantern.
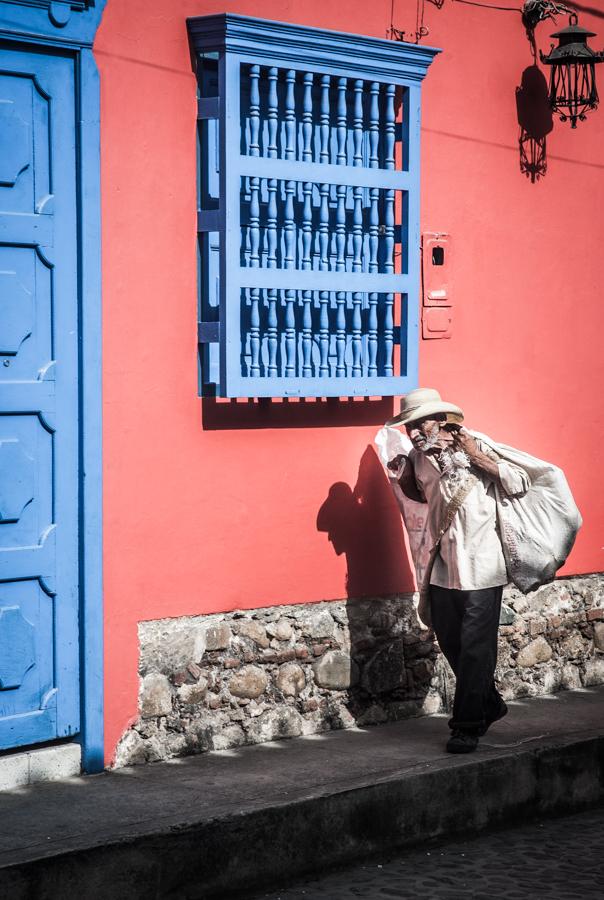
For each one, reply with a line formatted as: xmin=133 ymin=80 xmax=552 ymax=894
xmin=540 ymin=14 xmax=604 ymax=128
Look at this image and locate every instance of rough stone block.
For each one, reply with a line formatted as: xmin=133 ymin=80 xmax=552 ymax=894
xmin=313 ymin=651 xmax=359 ymax=690
xmin=114 ymin=729 xmax=148 ymax=767
xmin=302 ymin=697 xmax=319 ymax=713
xmin=499 ymin=604 xmax=515 ymax=625
xmin=302 ymin=609 xmax=336 ymax=640
xmin=561 ymin=664 xmax=582 ymax=691
xmin=583 ymin=657 xmax=604 ymax=686
xmin=223 ymin=657 xmax=241 ymax=669
xmin=245 ymin=707 xmax=303 ymax=743
xmin=267 ymin=619 xmax=293 ymax=641
xmin=593 ymin=622 xmax=604 ymax=652
xmin=177 ymin=680 xmax=208 ymax=706
xmin=274 ymin=663 xmax=305 ymax=697
xmin=237 ymin=620 xmax=270 ymax=648
xmin=228 ymin=666 xmax=268 ymax=699
xmin=559 ymin=632 xmax=587 ymax=660
xmin=361 ymin=639 xmax=407 ymax=695
xmin=516 ymin=637 xmax=553 ymax=668
xmin=212 ymin=725 xmax=246 ymax=751
xmin=165 ymin=734 xmax=188 ymax=758
xmin=421 ymin=692 xmax=442 ymax=715
xmin=140 ymin=673 xmax=172 ymax=718
xmin=205 ymin=622 xmax=232 ymax=651
xmin=139 ymin=623 xmax=207 ymax=676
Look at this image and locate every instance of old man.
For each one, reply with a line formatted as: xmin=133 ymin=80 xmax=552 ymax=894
xmin=387 ymin=388 xmax=530 ymax=754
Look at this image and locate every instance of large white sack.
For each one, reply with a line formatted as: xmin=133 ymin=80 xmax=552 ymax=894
xmin=474 ymin=431 xmax=582 ymax=593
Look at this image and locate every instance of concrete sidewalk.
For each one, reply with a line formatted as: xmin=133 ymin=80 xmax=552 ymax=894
xmin=1 ymin=687 xmax=603 ymax=899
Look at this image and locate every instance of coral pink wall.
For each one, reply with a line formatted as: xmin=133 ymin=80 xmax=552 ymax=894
xmin=96 ymin=0 xmax=604 ymax=761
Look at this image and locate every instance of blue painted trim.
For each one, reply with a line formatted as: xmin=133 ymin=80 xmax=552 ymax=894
xmin=221 ymin=51 xmax=242 ymax=396
xmin=238 ymin=271 xmax=410 ymax=292
xmin=0 ymin=0 xmax=106 ymax=772
xmin=187 ymin=14 xmax=441 ymax=83
xmin=76 ymin=46 xmax=104 ymax=774
xmin=238 ymin=157 xmax=412 ymax=189
xmin=0 ymin=1 xmax=102 ymax=47
xmin=405 ymin=84 xmax=422 ymax=391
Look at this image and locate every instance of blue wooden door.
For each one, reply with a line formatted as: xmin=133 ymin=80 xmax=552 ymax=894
xmin=0 ymin=46 xmax=80 ymax=749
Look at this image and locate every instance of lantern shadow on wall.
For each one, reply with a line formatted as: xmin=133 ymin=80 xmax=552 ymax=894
xmin=516 ymin=65 xmax=553 ymax=182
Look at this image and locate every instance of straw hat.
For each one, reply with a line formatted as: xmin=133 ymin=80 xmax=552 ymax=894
xmin=386 ymin=388 xmax=464 ymax=427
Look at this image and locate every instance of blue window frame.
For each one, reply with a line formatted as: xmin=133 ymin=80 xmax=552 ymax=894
xmin=188 ymin=14 xmax=439 ymax=398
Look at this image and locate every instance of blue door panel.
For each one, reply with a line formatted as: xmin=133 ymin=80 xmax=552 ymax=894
xmin=0 ymin=579 xmax=56 ymax=747
xmin=0 ymin=46 xmax=79 ymax=750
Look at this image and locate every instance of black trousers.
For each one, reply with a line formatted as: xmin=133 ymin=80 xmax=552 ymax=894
xmin=430 ymin=584 xmax=504 ymax=733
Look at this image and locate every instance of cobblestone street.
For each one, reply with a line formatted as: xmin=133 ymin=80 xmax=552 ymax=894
xmin=254 ymin=806 xmax=604 ymax=900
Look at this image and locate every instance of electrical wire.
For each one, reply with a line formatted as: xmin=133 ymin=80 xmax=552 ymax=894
xmin=453 ymin=0 xmax=522 ymax=11
xmin=389 ymin=0 xmax=574 ymax=43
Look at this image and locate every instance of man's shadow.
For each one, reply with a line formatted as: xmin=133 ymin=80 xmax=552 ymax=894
xmin=317 ymin=446 xmax=442 ymax=725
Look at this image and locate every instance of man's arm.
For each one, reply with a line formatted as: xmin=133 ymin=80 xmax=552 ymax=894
xmin=452 ymin=430 xmax=529 ymax=496
xmin=387 ymin=454 xmax=426 ymax=503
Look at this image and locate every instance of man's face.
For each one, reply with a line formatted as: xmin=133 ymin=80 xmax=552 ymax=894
xmin=405 ymin=416 xmax=444 ymax=452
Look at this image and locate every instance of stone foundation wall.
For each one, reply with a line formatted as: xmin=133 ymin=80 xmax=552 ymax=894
xmin=114 ymin=574 xmax=604 ymax=767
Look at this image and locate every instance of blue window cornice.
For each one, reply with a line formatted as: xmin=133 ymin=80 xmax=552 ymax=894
xmin=0 ymin=0 xmax=104 ymax=46
xmin=188 ymin=13 xmax=440 ymax=84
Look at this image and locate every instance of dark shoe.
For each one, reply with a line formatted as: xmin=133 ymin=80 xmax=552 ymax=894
xmin=478 ymin=700 xmax=508 ymax=737
xmin=446 ymin=729 xmax=479 ymax=754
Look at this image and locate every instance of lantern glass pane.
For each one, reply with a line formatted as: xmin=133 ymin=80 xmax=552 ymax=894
xmin=551 ymin=61 xmax=598 ymax=127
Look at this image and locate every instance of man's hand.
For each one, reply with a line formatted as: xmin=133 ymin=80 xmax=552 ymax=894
xmin=452 ymin=427 xmax=502 ymax=482
xmin=387 ymin=453 xmax=407 ymax=473
xmin=451 ymin=428 xmax=480 ymax=460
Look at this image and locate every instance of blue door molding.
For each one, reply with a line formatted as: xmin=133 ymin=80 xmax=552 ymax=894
xmin=0 ymin=0 xmax=106 ymax=772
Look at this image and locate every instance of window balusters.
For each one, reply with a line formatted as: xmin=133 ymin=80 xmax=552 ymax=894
xmin=196 ymin=39 xmax=429 ymax=395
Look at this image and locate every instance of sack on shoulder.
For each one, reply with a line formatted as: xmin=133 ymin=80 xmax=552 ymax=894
xmin=474 ymin=433 xmax=582 ymax=593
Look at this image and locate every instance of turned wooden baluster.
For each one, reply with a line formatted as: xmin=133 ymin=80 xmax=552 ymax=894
xmin=335 ymin=76 xmax=347 ymax=377
xmin=318 ymin=74 xmax=330 ymax=378
xmin=367 ymin=81 xmax=380 ymax=377
xmin=267 ymin=67 xmax=279 ymax=376
xmin=248 ymin=64 xmax=261 ymax=376
xmin=284 ymin=69 xmax=297 ymax=377
xmin=383 ymin=83 xmax=395 ymax=377
xmin=351 ymin=79 xmax=364 ymax=377
xmin=301 ymin=72 xmax=314 ymax=377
